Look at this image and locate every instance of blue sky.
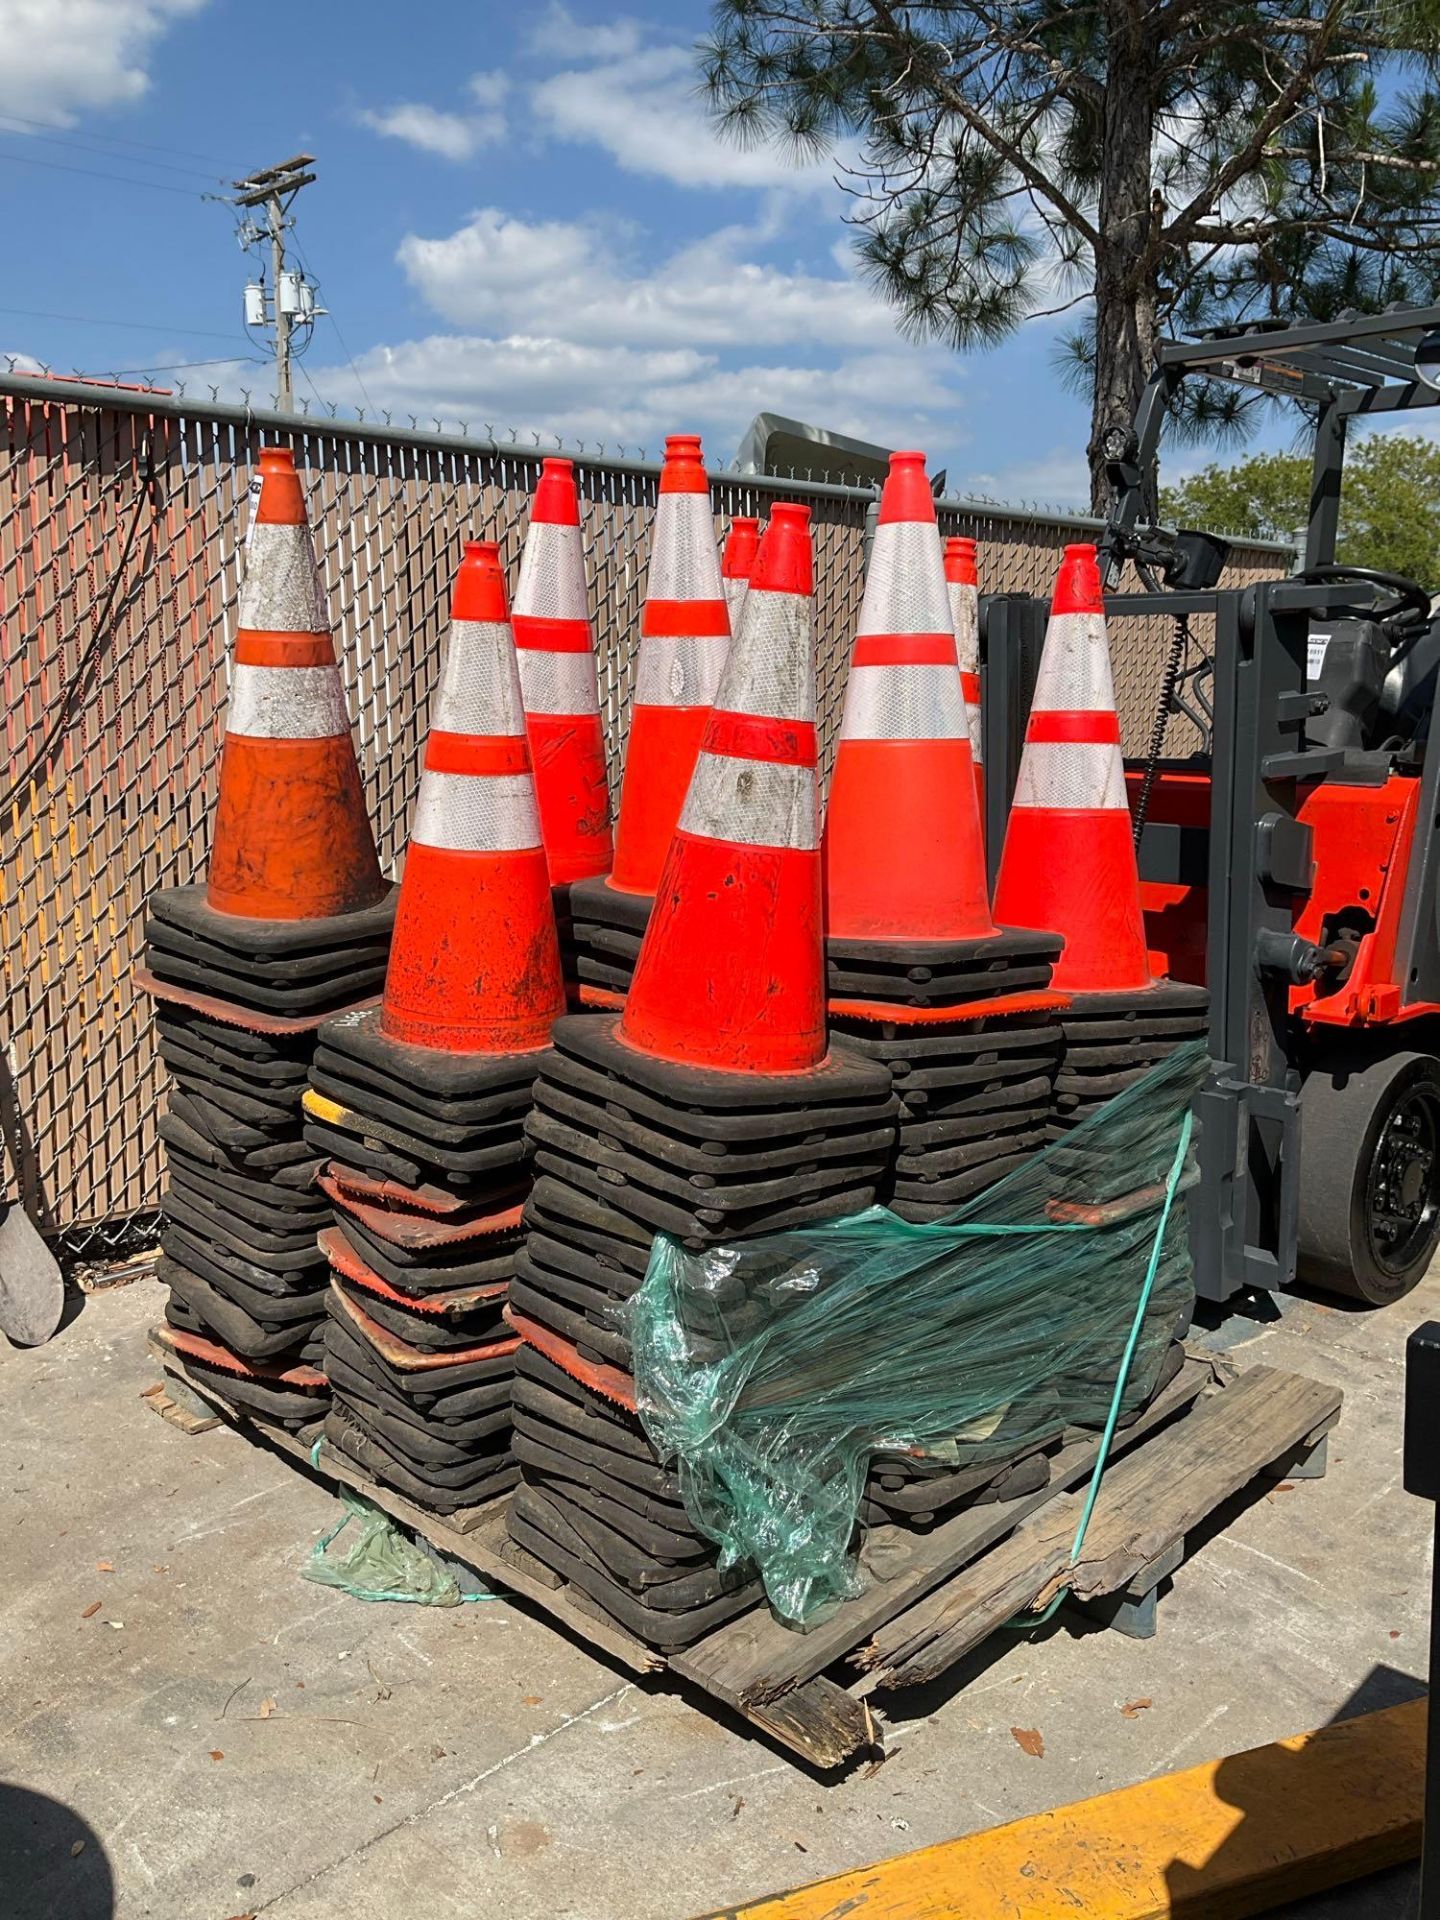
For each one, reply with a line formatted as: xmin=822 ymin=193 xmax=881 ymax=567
xmin=0 ymin=0 xmax=1176 ymax=510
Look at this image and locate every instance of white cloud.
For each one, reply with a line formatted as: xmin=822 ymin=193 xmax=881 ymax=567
xmin=522 ymin=5 xmax=647 ymax=63
xmin=357 ymin=71 xmax=508 ymax=162
xmin=529 ymin=14 xmax=836 ymax=194
xmin=398 ymin=208 xmax=900 ymax=354
xmin=0 ymin=0 xmax=206 ymax=126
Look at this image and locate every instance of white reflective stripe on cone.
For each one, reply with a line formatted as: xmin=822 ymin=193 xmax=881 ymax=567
xmin=237 ymin=521 xmax=329 ymax=634
xmin=857 ymin=519 xmax=951 ymax=638
xmin=226 ymin=663 xmax=350 ymax=739
xmin=839 ymin=662 xmax=969 ymax=742
xmin=634 ymin=633 xmax=728 ymax=708
xmin=723 ymin=577 xmax=749 ymax=627
xmin=646 ymin=491 xmax=726 ymax=604
xmin=432 ymin=621 xmax=527 ymax=737
xmin=1030 ymin=611 xmax=1117 ymax=712
xmin=679 ymin=751 xmax=819 ymax=851
xmin=410 ymin=770 xmax=543 ymax=852
xmin=517 ymin=647 xmax=601 ymax=717
xmin=1012 ymin=739 xmax=1128 ymax=811
xmin=718 ymin=588 xmax=815 ymax=723
xmin=514 ymin=521 xmax=589 ymax=622
xmin=948 ymin=580 xmax=980 ymax=674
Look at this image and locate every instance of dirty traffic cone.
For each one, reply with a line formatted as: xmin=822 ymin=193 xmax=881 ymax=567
xmin=720 ymin=514 xmax=759 ymax=631
xmin=207 ymin=447 xmax=385 ymax=922
xmin=566 ymin=433 xmax=731 ymax=1002
xmin=512 ymin=459 xmax=613 ymax=888
xmin=380 ymin=541 xmax=566 ymax=1053
xmin=619 ymin=502 xmax=824 ymax=1073
xmin=944 ymin=536 xmax=984 ymax=818
xmin=991 ymin=544 xmax=1153 ymax=994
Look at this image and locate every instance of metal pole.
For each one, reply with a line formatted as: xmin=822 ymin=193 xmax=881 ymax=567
xmin=1403 ymin=1321 xmax=1440 ymax=1917
xmin=268 ymin=190 xmax=292 ymax=414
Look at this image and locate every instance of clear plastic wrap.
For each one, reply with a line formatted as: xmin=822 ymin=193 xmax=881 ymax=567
xmin=625 ymin=1042 xmax=1207 ymax=1627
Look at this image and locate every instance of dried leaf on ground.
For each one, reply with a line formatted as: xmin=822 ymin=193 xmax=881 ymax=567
xmin=96 ymin=1561 xmax=114 ymax=1574
xmin=209 ymin=1750 xmax=225 ymax=1763
xmin=80 ymin=1601 xmax=102 ymax=1620
xmin=258 ymin=1698 xmax=276 ymax=1720
xmin=1120 ymin=1698 xmax=1153 ymax=1719
xmin=1010 ymin=1725 xmax=1045 ymax=1758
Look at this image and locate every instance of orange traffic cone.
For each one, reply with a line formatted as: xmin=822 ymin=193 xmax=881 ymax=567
xmin=206 ymin=447 xmax=385 ymax=921
xmin=512 ymin=459 xmax=613 ymax=887
xmin=944 ymin=536 xmax=984 ymax=819
xmin=608 ymin=435 xmax=729 ymax=896
xmin=720 ymin=514 xmax=759 ymax=631
xmin=823 ymin=452 xmax=992 ymax=944
xmin=380 ymin=541 xmax=566 ymax=1052
xmin=619 ymin=502 xmax=824 ymax=1073
xmin=991 ymin=544 xmax=1153 ymax=993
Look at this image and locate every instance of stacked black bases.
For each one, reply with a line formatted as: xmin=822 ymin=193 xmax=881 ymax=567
xmin=826 ymin=928 xmax=1061 ymax=1010
xmin=563 ymin=874 xmax=652 ymax=1001
xmin=506 ymin=1013 xmax=897 ymax=1648
xmin=308 ymin=1006 xmax=541 ymax=1514
xmin=142 ymin=886 xmax=396 ymax=1420
xmin=1048 ymin=981 xmax=1210 ymax=1139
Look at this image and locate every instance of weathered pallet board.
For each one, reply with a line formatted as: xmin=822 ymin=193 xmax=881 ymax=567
xmin=147 ymin=1334 xmax=1342 ymax=1773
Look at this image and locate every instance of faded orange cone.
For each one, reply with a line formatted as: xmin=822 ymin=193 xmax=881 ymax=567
xmin=207 ymin=447 xmax=385 ymax=921
xmin=620 ymin=502 xmax=824 ymax=1073
xmin=381 ymin=541 xmax=566 ymax=1052
xmin=944 ymin=536 xmax=985 ymax=821
xmin=720 ymin=514 xmax=759 ymax=632
xmin=512 ymin=458 xmax=613 ymax=887
xmin=992 ymin=543 xmax=1153 ymax=993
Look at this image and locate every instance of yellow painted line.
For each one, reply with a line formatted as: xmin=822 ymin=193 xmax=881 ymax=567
xmin=301 ymin=1088 xmax=347 ymax=1124
xmin=697 ymin=1699 xmax=1426 ymax=1920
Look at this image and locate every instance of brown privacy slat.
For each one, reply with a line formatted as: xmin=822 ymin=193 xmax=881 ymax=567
xmin=0 ymin=391 xmax=1284 ymax=1247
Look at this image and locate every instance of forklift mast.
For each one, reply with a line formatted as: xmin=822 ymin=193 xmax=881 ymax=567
xmin=981 ymin=305 xmax=1440 ymax=1307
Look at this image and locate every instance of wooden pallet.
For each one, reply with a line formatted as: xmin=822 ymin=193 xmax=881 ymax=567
xmin=147 ymin=1332 xmax=1342 ymax=1771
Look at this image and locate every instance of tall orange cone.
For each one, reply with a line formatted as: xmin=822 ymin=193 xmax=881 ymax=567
xmin=720 ymin=515 xmax=759 ymax=631
xmin=207 ymin=448 xmax=385 ymax=921
xmin=381 ymin=542 xmax=566 ymax=1053
xmin=822 ymin=452 xmax=992 ymax=942
xmin=512 ymin=459 xmax=613 ymax=886
xmin=991 ymin=544 xmax=1153 ymax=992
xmin=944 ymin=536 xmax=984 ymax=818
xmin=619 ymin=503 xmax=823 ymax=1073
xmin=608 ymin=434 xmax=729 ymax=896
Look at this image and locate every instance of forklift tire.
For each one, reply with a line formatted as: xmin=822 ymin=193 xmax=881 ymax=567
xmin=1297 ymin=1049 xmax=1440 ymax=1306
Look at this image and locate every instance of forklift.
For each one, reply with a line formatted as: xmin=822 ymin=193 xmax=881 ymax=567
xmin=981 ymin=304 xmax=1440 ymax=1309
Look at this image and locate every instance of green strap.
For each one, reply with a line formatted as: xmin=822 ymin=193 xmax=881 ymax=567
xmin=1004 ymin=1106 xmax=1194 ymax=1631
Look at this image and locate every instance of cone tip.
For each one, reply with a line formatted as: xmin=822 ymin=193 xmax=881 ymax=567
xmin=1053 ymin=542 xmax=1104 ymax=615
xmin=254 ymin=444 xmax=306 ymax=524
xmin=258 ymin=446 xmax=295 ymax=473
xmin=532 ymin=457 xmax=580 ymax=526
xmin=453 ymin=540 xmax=509 ymax=621
xmin=748 ymin=501 xmax=812 ymax=596
xmin=877 ymin=449 xmax=936 ymax=525
xmin=945 ymin=535 xmax=978 ymax=585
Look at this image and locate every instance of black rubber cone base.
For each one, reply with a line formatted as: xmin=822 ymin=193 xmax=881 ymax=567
xmin=568 ymin=875 xmax=653 ymax=933
xmin=317 ymin=1006 xmax=545 ymax=1104
xmin=833 ymin=1017 xmax=1061 ymax=1068
xmin=165 ymin=1075 xmax=298 ymax=1135
xmin=146 ymin=918 xmax=390 ymax=989
xmin=158 ymin=1032 xmax=311 ymax=1096
xmin=162 ymin=1219 xmax=326 ymax=1296
xmin=864 ymin=1447 xmax=1053 ymax=1528
xmin=159 ymin=1110 xmax=318 ymax=1180
xmin=144 ymin=943 xmax=388 ymax=1017
xmin=160 ymin=1257 xmax=324 ymax=1361
xmin=509 ymin=1277 xmax=632 ymax=1371
xmin=329 ymin=1376 xmax=511 ymax=1468
xmin=554 ymin=1015 xmax=892 ymax=1114
xmin=887 ymin=1154 xmax=1034 ymax=1219
xmin=513 ymin=1350 xmax=652 ymax=1459
xmin=323 ymin=1302 xmax=514 ymax=1420
xmin=150 ymin=883 xmax=395 ymax=954
xmin=302 ymin=1088 xmax=530 ymax=1181
xmin=162 ymin=1179 xmax=326 ymax=1263
xmin=324 ymin=1405 xmax=517 ymax=1513
xmin=325 ymin=1282 xmax=519 ymax=1388
xmin=514 ymin=1480 xmax=752 ymax=1609
xmin=895 ymin=1121 xmax=1049 ymax=1179
xmin=328 ymin=1210 xmax=520 ymax=1296
xmin=157 ymin=1333 xmax=329 ymax=1428
xmin=1059 ymin=980 xmax=1209 ymax=1021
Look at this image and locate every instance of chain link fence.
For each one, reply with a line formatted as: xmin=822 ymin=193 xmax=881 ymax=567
xmin=0 ymin=376 xmax=1285 ymax=1254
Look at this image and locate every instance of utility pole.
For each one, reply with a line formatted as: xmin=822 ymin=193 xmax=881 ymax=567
xmin=230 ymin=154 xmax=318 ymax=412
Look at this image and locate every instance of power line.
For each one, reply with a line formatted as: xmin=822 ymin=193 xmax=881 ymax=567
xmin=289 ymin=236 xmax=375 ymax=412
xmin=0 ymin=303 xmax=246 ymax=342
xmin=0 ymin=108 xmax=236 ymax=170
xmin=0 ymin=116 xmax=227 ymax=181
xmin=0 ymin=146 xmax=205 ymax=197
xmin=107 ymin=356 xmax=267 ymax=376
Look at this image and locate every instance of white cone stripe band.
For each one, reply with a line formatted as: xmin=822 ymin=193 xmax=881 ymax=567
xmin=432 ymin=620 xmax=527 ymax=738
xmin=858 ymin=520 xmax=952 ymax=638
xmin=634 ymin=633 xmax=728 ymax=708
xmin=411 ymin=770 xmax=543 ymax=852
xmin=1030 ymin=611 xmax=1117 ymax=711
xmin=227 ymin=663 xmax=349 ymax=739
xmin=717 ymin=588 xmax=816 ymax=722
xmin=513 ymin=521 xmax=589 ymax=622
xmin=678 ymin=752 xmax=819 ymax=852
xmin=839 ymin=662 xmax=970 ymax=741
xmin=646 ymin=491 xmax=726 ymax=603
xmin=517 ymin=647 xmax=601 ymax=716
xmin=1012 ymin=740 xmax=1127 ymax=810
xmin=947 ymin=581 xmax=980 ymax=675
xmin=238 ymin=521 xmax=329 ymax=634
xmin=723 ymin=577 xmax=749 ymax=624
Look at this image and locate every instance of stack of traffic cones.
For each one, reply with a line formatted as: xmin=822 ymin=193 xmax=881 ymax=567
xmin=720 ymin=513 xmax=758 ymax=631
xmin=822 ymin=453 xmax=1063 ymax=1223
xmin=992 ymin=545 xmax=1209 ymax=1137
xmin=567 ymin=435 xmax=730 ymax=1006
xmin=944 ymin=536 xmax=984 ymax=820
xmin=512 ymin=458 xmax=613 ymax=981
xmin=306 ymin=542 xmax=565 ymax=1514
xmin=141 ymin=446 xmax=394 ymax=1427
xmin=504 ymin=504 xmax=899 ymax=1648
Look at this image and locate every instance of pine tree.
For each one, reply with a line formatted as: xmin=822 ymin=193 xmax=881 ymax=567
xmin=702 ymin=0 xmax=1440 ymax=508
